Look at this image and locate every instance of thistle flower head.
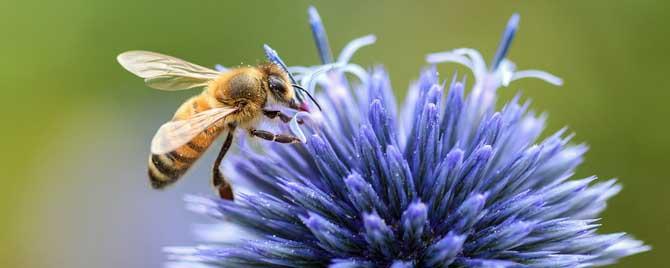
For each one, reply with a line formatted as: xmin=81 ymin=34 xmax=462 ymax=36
xmin=167 ymin=7 xmax=648 ymax=267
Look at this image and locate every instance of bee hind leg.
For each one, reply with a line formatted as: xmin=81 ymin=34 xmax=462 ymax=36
xmin=212 ymin=125 xmax=236 ymax=200
xmin=249 ymin=128 xmax=302 ymax=144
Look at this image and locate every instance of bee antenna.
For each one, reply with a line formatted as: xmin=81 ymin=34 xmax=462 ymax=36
xmin=292 ymin=84 xmax=322 ymax=111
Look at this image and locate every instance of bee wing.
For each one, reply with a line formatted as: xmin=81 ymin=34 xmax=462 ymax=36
xmin=117 ymin=50 xmax=221 ymax=91
xmin=151 ymin=107 xmax=237 ymax=154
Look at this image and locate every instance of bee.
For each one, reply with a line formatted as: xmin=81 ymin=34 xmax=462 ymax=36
xmin=117 ymin=50 xmax=319 ymax=200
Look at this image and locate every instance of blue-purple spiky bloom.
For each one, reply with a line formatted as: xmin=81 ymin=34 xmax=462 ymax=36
xmin=167 ymin=7 xmax=648 ymax=268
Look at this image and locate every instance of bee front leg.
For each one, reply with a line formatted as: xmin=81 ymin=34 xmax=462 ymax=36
xmin=249 ymin=128 xmax=302 ymax=144
xmin=212 ymin=125 xmax=236 ymax=200
xmin=262 ymin=110 xmax=303 ymax=124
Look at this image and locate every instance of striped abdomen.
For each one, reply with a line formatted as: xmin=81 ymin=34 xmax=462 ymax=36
xmin=148 ymin=96 xmax=225 ymax=189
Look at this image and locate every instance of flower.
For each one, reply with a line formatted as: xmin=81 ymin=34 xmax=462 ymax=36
xmin=167 ymin=6 xmax=648 ymax=268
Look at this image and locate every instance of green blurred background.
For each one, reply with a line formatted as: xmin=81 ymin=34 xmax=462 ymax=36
xmin=1 ymin=0 xmax=667 ymax=267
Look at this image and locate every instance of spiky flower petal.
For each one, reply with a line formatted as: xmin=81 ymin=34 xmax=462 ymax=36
xmin=167 ymin=7 xmax=648 ymax=268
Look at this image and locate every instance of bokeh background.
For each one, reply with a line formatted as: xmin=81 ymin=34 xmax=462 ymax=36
xmin=1 ymin=0 xmax=667 ymax=267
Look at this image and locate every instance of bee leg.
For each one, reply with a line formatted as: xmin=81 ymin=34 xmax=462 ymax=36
xmin=262 ymin=110 xmax=303 ymax=124
xmin=249 ymin=129 xmax=302 ymax=144
xmin=212 ymin=126 xmax=236 ymax=200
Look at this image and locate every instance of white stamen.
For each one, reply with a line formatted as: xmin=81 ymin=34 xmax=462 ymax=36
xmin=299 ymin=63 xmax=344 ymax=93
xmin=337 ymin=35 xmax=376 ymax=64
xmin=287 ymin=66 xmax=311 ymax=74
xmin=512 ymin=70 xmax=564 ymax=86
xmin=289 ymin=112 xmax=314 ymax=143
xmin=498 ymin=60 xmax=517 ymax=87
xmin=341 ymin=63 xmax=369 ymax=86
xmin=425 ymin=52 xmax=474 ymax=70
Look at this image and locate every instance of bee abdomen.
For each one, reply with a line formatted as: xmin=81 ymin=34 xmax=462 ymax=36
xmin=148 ymin=151 xmax=197 ymax=189
xmin=147 ymin=126 xmax=223 ymax=189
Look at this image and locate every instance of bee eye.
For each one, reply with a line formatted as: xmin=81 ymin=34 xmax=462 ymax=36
xmin=268 ymin=75 xmax=286 ymax=95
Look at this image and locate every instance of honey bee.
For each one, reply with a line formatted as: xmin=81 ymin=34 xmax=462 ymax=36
xmin=117 ymin=50 xmax=318 ymax=200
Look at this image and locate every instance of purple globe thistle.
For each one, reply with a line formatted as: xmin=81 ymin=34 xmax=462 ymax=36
xmin=167 ymin=7 xmax=648 ymax=268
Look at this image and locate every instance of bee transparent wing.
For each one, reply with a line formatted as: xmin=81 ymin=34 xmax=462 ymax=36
xmin=117 ymin=51 xmax=221 ymax=91
xmin=151 ymin=107 xmax=237 ymax=154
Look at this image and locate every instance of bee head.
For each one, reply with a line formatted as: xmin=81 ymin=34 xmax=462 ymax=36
xmin=260 ymin=63 xmax=309 ymax=112
xmin=262 ymin=45 xmax=322 ymax=112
